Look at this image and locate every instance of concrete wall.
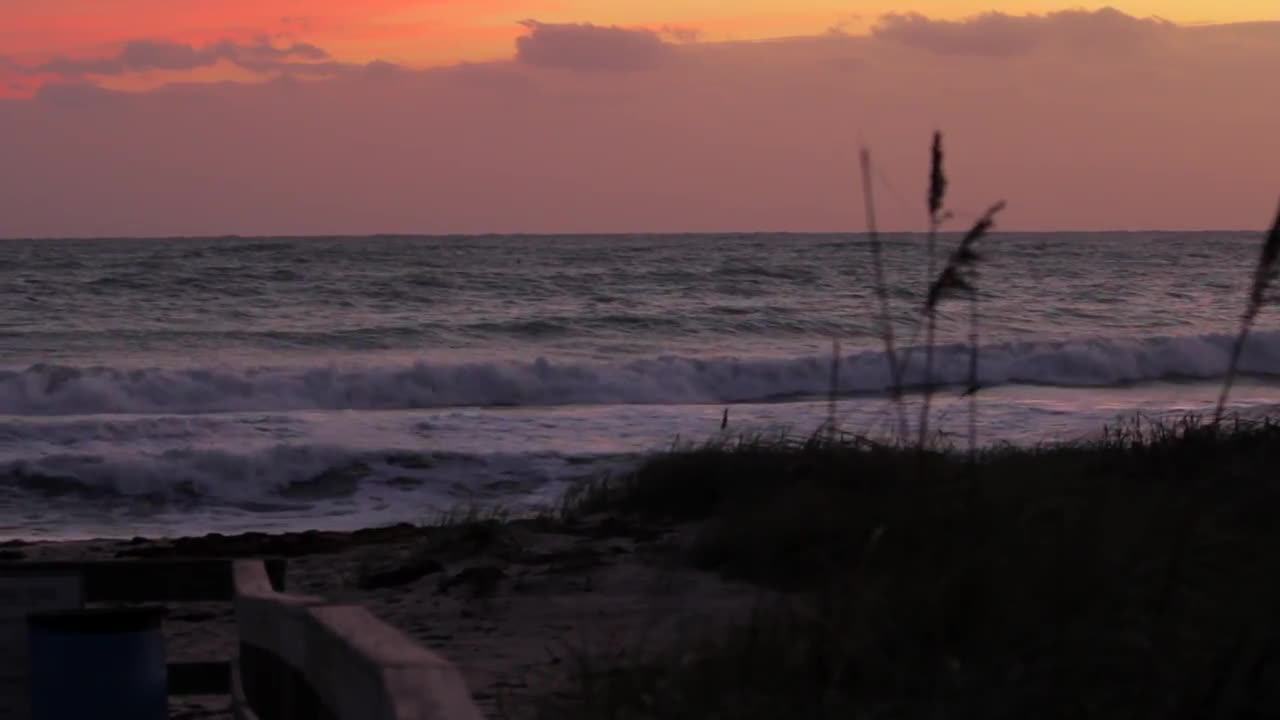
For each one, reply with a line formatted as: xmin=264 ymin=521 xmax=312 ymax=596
xmin=232 ymin=560 xmax=484 ymax=720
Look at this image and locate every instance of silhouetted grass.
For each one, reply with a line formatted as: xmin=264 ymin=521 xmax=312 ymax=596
xmin=918 ymin=131 xmax=949 ymax=448
xmin=856 ymin=133 xmax=1004 ymax=452
xmin=538 ymin=140 xmax=1280 ymax=720
xmin=1215 ymin=200 xmax=1280 ymax=424
xmin=859 ymin=148 xmax=908 ymax=439
xmin=927 ymin=200 xmax=1005 ymax=459
xmin=548 ymin=416 xmax=1280 ymax=719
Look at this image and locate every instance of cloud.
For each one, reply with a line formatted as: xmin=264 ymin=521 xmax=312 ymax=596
xmin=34 ymin=38 xmax=333 ymax=77
xmin=437 ymin=61 xmax=533 ymax=91
xmin=515 ymin=20 xmax=670 ymax=71
xmin=1 ymin=13 xmax=1278 ymax=237
xmin=32 ymin=81 xmax=127 ymax=107
xmin=826 ymin=14 xmax=867 ymax=37
xmin=872 ymin=7 xmax=1175 ymax=56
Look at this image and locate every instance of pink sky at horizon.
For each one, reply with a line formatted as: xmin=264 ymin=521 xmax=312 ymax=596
xmin=1 ymin=2 xmax=1278 ymax=236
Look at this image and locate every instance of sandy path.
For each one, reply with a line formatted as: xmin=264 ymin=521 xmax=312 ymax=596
xmin=7 ymin=518 xmax=767 ymax=719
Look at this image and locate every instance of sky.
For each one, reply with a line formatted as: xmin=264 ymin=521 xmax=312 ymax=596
xmin=1 ymin=2 xmax=1278 ymax=237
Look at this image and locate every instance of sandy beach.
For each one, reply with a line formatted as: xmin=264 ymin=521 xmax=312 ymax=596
xmin=5 ymin=516 xmax=769 ymax=719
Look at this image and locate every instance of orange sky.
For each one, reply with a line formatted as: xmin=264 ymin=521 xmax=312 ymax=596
xmin=3 ymin=1 xmax=1277 ymax=95
xmin=2 ymin=3 xmax=1278 ymax=236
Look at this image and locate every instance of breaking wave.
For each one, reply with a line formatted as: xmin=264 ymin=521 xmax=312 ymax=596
xmin=0 ymin=443 xmax=617 ymax=504
xmin=1 ymin=330 xmax=1278 ymax=417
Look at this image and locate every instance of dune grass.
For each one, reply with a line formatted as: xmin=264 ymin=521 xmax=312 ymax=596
xmin=536 ymin=140 xmax=1280 ymax=719
xmin=544 ymin=416 xmax=1280 ymax=719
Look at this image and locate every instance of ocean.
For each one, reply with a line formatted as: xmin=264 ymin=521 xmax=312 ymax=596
xmin=2 ymin=232 xmax=1277 ymax=540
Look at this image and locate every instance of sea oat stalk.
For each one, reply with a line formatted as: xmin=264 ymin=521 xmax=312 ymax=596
xmin=920 ymin=201 xmax=1006 ymax=449
xmin=859 ymin=148 xmax=908 ymax=440
xmin=918 ymin=132 xmax=949 ymax=448
xmin=1214 ymin=201 xmax=1280 ymax=425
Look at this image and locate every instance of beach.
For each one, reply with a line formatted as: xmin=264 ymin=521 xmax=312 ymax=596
xmin=8 ymin=411 xmax=1280 ymax=718
xmin=7 ymin=514 xmax=766 ymax=719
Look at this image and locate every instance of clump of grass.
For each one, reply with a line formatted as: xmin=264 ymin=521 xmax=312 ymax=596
xmin=549 ymin=416 xmax=1280 ymax=719
xmin=1214 ymin=200 xmax=1280 ymax=424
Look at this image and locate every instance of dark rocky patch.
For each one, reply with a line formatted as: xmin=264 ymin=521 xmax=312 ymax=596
xmin=111 ymin=517 xmax=573 ymax=565
xmin=0 ymin=550 xmax=25 ymax=561
xmin=116 ymin=523 xmax=425 ymax=559
xmin=357 ymin=555 xmax=445 ymax=590
xmin=348 ymin=523 xmax=425 ymax=544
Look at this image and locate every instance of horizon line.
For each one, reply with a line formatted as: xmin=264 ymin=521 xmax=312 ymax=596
xmin=0 ymin=228 xmax=1267 ymax=241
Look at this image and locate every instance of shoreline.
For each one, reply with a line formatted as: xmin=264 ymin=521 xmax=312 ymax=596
xmin=4 ymin=379 xmax=1280 ymax=537
xmin=7 ymin=416 xmax=1280 ymax=717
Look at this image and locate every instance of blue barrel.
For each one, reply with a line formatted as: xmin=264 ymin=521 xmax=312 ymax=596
xmin=26 ymin=607 xmax=168 ymax=720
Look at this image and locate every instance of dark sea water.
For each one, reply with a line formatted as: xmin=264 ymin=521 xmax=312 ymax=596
xmin=2 ymin=232 xmax=1278 ymax=539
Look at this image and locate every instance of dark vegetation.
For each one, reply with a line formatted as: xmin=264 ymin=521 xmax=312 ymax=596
xmin=547 ymin=419 xmax=1280 ymax=719
xmin=537 ymin=138 xmax=1280 ymax=718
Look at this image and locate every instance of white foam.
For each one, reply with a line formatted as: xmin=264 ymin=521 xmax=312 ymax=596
xmin=0 ymin=330 xmax=1276 ymax=417
xmin=3 ymin=378 xmax=1280 ymax=539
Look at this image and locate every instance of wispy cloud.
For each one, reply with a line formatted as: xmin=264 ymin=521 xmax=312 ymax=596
xmin=25 ymin=38 xmax=335 ymax=78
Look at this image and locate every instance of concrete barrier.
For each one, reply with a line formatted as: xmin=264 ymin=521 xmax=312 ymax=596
xmin=232 ymin=560 xmax=484 ymax=720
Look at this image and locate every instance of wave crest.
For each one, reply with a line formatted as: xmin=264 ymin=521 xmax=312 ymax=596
xmin=1 ymin=330 xmax=1277 ymax=416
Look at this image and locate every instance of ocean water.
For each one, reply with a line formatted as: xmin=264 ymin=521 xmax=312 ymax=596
xmin=2 ymin=233 xmax=1278 ymax=540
